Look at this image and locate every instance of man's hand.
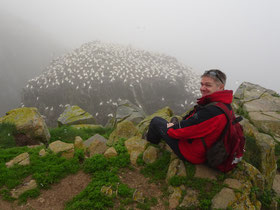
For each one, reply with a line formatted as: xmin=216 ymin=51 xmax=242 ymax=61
xmin=167 ymin=123 xmax=174 ymax=128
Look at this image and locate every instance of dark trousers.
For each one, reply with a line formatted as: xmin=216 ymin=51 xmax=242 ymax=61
xmin=147 ymin=117 xmax=185 ymax=160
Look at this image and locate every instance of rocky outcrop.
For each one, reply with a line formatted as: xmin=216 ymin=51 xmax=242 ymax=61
xmin=57 ymin=105 xmax=96 ymax=126
xmin=234 ymin=82 xmax=280 ymax=138
xmin=0 ymin=107 xmax=50 ymax=145
xmin=234 ymin=82 xmax=278 ymax=189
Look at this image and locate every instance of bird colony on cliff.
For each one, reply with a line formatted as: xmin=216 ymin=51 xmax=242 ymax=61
xmin=21 ymin=41 xmax=201 ymax=126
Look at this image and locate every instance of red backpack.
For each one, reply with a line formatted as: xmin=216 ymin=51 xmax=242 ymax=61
xmin=201 ymin=102 xmax=245 ymax=173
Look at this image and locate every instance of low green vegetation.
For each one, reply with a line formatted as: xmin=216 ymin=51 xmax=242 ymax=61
xmin=274 ymin=143 xmax=280 ymax=171
xmin=65 ymin=138 xmax=134 ymax=210
xmin=49 ymin=125 xmax=114 ymax=143
xmin=272 ymin=92 xmax=280 ymax=98
xmin=0 ymin=146 xmax=81 ymax=203
xmin=140 ymin=149 xmax=171 ymax=182
xmin=168 ymin=175 xmax=225 ymax=209
xmin=1 ymin=119 xmax=279 ymax=209
xmin=243 ymin=135 xmax=262 ymax=170
xmin=0 ymin=122 xmax=18 ymax=149
xmin=236 ymin=106 xmax=249 ymax=119
xmin=137 ymin=148 xmax=225 ymax=209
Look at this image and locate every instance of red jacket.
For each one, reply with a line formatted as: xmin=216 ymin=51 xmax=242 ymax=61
xmin=167 ymin=90 xmax=233 ymax=164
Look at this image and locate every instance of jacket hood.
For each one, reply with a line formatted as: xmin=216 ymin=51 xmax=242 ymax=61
xmin=197 ymin=90 xmax=233 ymax=105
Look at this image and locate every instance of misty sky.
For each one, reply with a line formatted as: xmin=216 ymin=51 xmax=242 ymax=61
xmin=1 ymin=0 xmax=280 ymax=92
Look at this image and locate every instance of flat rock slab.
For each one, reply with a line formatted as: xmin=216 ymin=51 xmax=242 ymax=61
xmin=6 ymin=152 xmax=30 ymax=168
xmin=211 ymin=187 xmax=236 ymax=209
xmin=194 ymin=164 xmax=220 ymax=180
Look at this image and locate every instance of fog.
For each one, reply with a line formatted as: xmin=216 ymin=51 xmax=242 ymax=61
xmin=1 ymin=0 xmax=280 ymax=94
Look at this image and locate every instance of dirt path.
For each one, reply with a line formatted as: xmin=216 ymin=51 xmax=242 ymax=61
xmin=0 ymin=168 xmax=167 ymax=210
xmin=118 ymin=167 xmax=167 ymax=210
xmin=0 ymin=171 xmax=92 ymax=210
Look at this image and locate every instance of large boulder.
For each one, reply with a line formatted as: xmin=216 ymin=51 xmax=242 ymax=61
xmin=234 ymin=82 xmax=280 ymax=138
xmin=114 ymin=100 xmax=146 ymax=125
xmin=240 ymin=116 xmax=277 ymax=189
xmin=235 ymin=82 xmax=279 ymax=189
xmin=57 ymin=105 xmax=96 ymax=126
xmin=0 ymin=107 xmax=50 ymax=145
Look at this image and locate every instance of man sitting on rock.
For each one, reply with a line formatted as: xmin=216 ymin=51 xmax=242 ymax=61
xmin=145 ymin=69 xmax=232 ymax=164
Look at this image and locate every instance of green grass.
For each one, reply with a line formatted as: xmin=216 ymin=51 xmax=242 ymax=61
xmin=66 ymin=137 xmax=134 ymax=209
xmin=18 ymin=188 xmax=40 ymax=204
xmin=243 ymin=135 xmax=261 ymax=171
xmin=0 ymin=122 xmax=18 ymax=149
xmin=0 ymin=145 xmax=82 ymax=204
xmin=140 ymin=150 xmax=171 ymax=182
xmin=49 ymin=125 xmax=114 ymax=143
xmin=272 ymin=93 xmax=280 ymax=98
xmin=235 ymin=106 xmax=249 ymax=119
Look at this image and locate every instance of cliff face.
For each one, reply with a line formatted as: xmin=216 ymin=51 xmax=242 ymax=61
xmin=21 ymin=41 xmax=201 ymax=126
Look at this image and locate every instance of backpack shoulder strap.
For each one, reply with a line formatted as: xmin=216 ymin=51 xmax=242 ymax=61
xmin=213 ymin=102 xmax=232 ymax=121
xmin=201 ymin=102 xmax=231 ymax=150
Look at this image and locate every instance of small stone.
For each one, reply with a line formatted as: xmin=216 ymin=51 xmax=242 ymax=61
xmin=101 ymin=186 xmax=113 ymax=196
xmin=84 ymin=134 xmax=107 ymax=148
xmin=133 ymin=190 xmax=145 ymax=203
xmin=125 ymin=137 xmax=148 ymax=165
xmin=143 ymin=146 xmax=159 ymax=164
xmin=104 ymin=147 xmax=118 ymax=158
xmin=169 ymin=187 xmax=182 ymax=209
xmin=166 ymin=159 xmax=180 ymax=181
xmin=39 ymin=149 xmax=46 ymax=157
xmin=179 ymin=189 xmax=199 ymax=208
xmin=74 ymin=136 xmax=85 ymax=150
xmin=88 ymin=139 xmax=108 ymax=157
xmin=49 ymin=141 xmax=74 ymax=159
xmin=11 ymin=180 xmax=37 ymax=199
xmin=38 ymin=197 xmax=45 ymax=203
xmin=6 ymin=152 xmax=30 ymax=168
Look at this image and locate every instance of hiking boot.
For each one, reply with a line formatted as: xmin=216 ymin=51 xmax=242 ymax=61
xmin=170 ymin=117 xmax=179 ymax=125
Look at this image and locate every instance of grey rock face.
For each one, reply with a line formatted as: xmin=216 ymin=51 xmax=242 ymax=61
xmin=57 ymin=105 xmax=96 ymax=126
xmin=21 ymin=41 xmax=200 ymax=126
xmin=115 ymin=100 xmax=146 ymax=125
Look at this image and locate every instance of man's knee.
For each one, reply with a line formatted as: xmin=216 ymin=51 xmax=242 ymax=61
xmin=150 ymin=116 xmax=165 ymax=125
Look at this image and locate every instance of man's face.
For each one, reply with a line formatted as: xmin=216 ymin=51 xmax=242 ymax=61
xmin=200 ymin=76 xmax=224 ymax=97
